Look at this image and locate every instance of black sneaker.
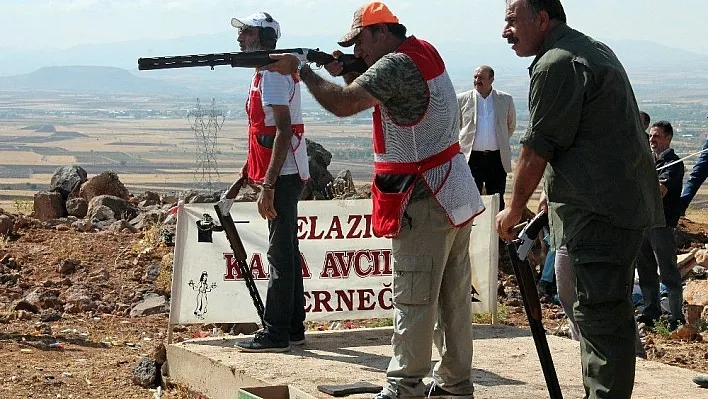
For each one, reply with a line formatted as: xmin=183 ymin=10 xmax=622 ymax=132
xmin=235 ymin=331 xmax=290 ymax=353
xmin=693 ymin=375 xmax=708 ymax=388
xmin=425 ymin=382 xmax=474 ymax=398
xmin=290 ymin=331 xmax=306 ymax=346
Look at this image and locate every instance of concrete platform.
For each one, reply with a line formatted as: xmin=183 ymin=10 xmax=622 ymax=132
xmin=167 ymin=325 xmax=702 ymax=399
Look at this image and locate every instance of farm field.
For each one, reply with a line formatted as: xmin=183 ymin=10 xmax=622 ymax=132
xmin=0 ymin=116 xmax=376 ymax=209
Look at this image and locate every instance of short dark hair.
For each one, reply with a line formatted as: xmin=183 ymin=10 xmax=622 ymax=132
xmin=527 ymin=0 xmax=567 ymax=23
xmin=478 ymin=65 xmax=495 ymax=79
xmin=639 ymin=111 xmax=650 ymax=126
xmin=652 ymin=120 xmax=674 ymax=137
xmin=368 ymin=23 xmax=407 ymax=40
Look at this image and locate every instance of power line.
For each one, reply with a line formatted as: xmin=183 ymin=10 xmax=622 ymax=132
xmin=188 ymin=98 xmax=224 ymax=191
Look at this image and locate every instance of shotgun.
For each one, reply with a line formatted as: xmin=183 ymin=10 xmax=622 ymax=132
xmin=212 ymin=203 xmax=265 ymax=325
xmin=138 ymin=48 xmax=368 ymax=76
xmin=506 ymin=209 xmax=563 ymax=399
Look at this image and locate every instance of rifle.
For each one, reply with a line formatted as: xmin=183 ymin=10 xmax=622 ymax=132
xmin=506 ymin=209 xmax=563 ymax=399
xmin=212 ymin=204 xmax=265 ymax=325
xmin=138 ymin=48 xmax=368 ymax=76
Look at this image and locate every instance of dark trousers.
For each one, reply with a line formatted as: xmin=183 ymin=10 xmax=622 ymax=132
xmin=262 ymin=174 xmax=306 ymax=342
xmin=636 ymin=226 xmax=684 ymax=322
xmin=567 ymin=220 xmax=644 ymax=399
xmin=468 ymin=150 xmax=507 ymax=210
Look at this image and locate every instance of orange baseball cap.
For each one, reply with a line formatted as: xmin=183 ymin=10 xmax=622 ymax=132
xmin=338 ymin=2 xmax=400 ymax=47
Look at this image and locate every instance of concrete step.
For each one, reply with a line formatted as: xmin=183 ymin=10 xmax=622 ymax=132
xmin=167 ymin=324 xmax=702 ymax=399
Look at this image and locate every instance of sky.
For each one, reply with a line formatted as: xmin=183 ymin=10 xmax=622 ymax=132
xmin=2 ymin=0 xmax=707 ymax=55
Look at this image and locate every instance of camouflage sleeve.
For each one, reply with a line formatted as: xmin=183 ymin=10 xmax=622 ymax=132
xmin=354 ymin=53 xmax=428 ymax=125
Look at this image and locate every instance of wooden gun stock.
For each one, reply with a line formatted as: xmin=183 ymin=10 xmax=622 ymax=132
xmin=212 ymin=205 xmax=265 ymax=325
xmin=507 ymin=210 xmax=563 ymax=399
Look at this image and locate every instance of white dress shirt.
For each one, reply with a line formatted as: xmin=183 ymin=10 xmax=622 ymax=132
xmin=471 ymin=91 xmax=498 ymax=151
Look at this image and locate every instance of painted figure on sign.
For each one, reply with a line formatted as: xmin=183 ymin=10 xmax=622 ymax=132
xmin=188 ymin=271 xmax=217 ymax=319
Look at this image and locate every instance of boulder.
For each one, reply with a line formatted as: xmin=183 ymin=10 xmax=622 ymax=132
xmin=87 ymin=195 xmax=139 ymax=222
xmin=130 ymin=294 xmax=168 ymax=317
xmin=302 ymin=139 xmax=335 ymax=200
xmin=79 ymin=171 xmax=130 ymax=201
xmin=129 ymin=210 xmax=166 ymax=230
xmin=50 ymin=165 xmax=87 ymax=200
xmin=0 ymin=214 xmax=13 ymax=236
xmin=60 ymin=286 xmax=97 ymax=314
xmin=20 ymin=287 xmax=63 ymax=312
xmin=684 ymin=280 xmax=708 ymax=306
xmin=33 ymin=191 xmax=67 ymax=221
xmin=66 ymin=198 xmax=88 ymax=218
xmin=132 ymin=357 xmax=158 ymax=388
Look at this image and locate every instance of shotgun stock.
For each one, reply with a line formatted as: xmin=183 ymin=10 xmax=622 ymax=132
xmin=212 ymin=204 xmax=265 ymax=325
xmin=506 ymin=209 xmax=563 ymax=399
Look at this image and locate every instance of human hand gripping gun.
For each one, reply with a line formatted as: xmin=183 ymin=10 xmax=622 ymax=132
xmin=138 ymin=48 xmax=368 ymax=76
xmin=506 ymin=209 xmax=563 ymax=399
xmin=212 ymin=178 xmax=265 ymax=325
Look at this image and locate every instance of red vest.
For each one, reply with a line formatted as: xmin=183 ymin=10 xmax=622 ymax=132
xmin=245 ymin=72 xmax=307 ymax=183
xmin=370 ymin=37 xmax=482 ymax=237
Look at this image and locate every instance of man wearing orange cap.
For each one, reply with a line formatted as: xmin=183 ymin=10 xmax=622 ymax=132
xmin=261 ymin=2 xmax=482 ymax=398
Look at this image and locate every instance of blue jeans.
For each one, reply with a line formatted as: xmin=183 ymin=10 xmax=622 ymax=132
xmin=262 ymin=174 xmax=306 ymax=342
xmin=681 ymin=139 xmax=708 ymax=211
xmin=541 ymin=249 xmax=556 ymax=283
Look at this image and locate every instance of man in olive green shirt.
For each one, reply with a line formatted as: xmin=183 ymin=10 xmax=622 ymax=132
xmin=497 ymin=1 xmax=664 ymax=398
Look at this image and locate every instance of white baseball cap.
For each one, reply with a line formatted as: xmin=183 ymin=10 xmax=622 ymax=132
xmin=231 ymin=12 xmax=281 ymax=40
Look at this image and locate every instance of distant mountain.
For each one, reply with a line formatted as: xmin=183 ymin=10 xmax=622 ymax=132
xmin=0 ymin=66 xmax=192 ymax=94
xmin=0 ymin=33 xmax=705 ymax=98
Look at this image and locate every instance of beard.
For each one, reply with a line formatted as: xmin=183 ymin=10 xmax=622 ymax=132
xmin=240 ymin=42 xmax=262 ymax=53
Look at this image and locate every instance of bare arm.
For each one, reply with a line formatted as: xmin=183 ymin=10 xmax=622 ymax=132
xmin=495 ymin=146 xmax=548 ymax=240
xmin=263 ymin=104 xmax=293 ymax=186
xmin=256 ymin=104 xmax=293 ymax=220
xmin=299 ymin=65 xmax=378 ymax=117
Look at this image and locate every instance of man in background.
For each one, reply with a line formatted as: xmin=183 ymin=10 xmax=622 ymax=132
xmin=680 ymin=118 xmax=708 ymax=213
xmin=637 ymin=121 xmax=685 ymax=331
xmin=640 ymin=111 xmax=651 ymax=132
xmin=457 ymin=65 xmax=516 ymax=210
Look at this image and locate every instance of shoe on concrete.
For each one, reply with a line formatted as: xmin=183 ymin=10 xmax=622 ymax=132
xmin=235 ymin=330 xmax=290 ymax=353
xmin=372 ymin=392 xmax=392 ymax=399
xmin=694 ymin=375 xmax=708 ymax=388
xmin=290 ymin=331 xmax=306 ymax=346
xmin=425 ymin=382 xmax=474 ymax=398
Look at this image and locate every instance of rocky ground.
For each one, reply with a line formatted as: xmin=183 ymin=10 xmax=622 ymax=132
xmin=0 ymin=195 xmax=707 ymax=399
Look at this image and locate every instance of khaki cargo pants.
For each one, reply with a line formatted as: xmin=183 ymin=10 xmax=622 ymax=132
xmin=382 ymin=197 xmax=475 ymax=398
xmin=566 ymin=220 xmax=645 ymax=399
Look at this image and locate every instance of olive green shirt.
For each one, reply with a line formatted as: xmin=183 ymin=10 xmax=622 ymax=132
xmin=521 ymin=24 xmax=664 ymax=247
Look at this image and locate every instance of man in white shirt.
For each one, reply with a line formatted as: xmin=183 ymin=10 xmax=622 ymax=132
xmin=221 ymin=11 xmax=310 ymax=353
xmin=457 ymin=65 xmax=516 ymax=209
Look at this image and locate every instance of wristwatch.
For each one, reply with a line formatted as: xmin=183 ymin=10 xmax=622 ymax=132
xmin=262 ymin=182 xmax=275 ymax=190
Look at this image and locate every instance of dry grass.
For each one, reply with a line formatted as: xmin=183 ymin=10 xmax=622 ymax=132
xmin=0 ymin=151 xmax=76 ymax=165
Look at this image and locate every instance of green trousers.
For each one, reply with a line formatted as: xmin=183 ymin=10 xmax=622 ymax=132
xmin=566 ymin=220 xmax=644 ymax=399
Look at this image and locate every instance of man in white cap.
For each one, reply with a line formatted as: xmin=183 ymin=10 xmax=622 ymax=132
xmin=223 ymin=11 xmax=311 ymax=353
xmin=257 ymin=2 xmax=482 ymax=398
